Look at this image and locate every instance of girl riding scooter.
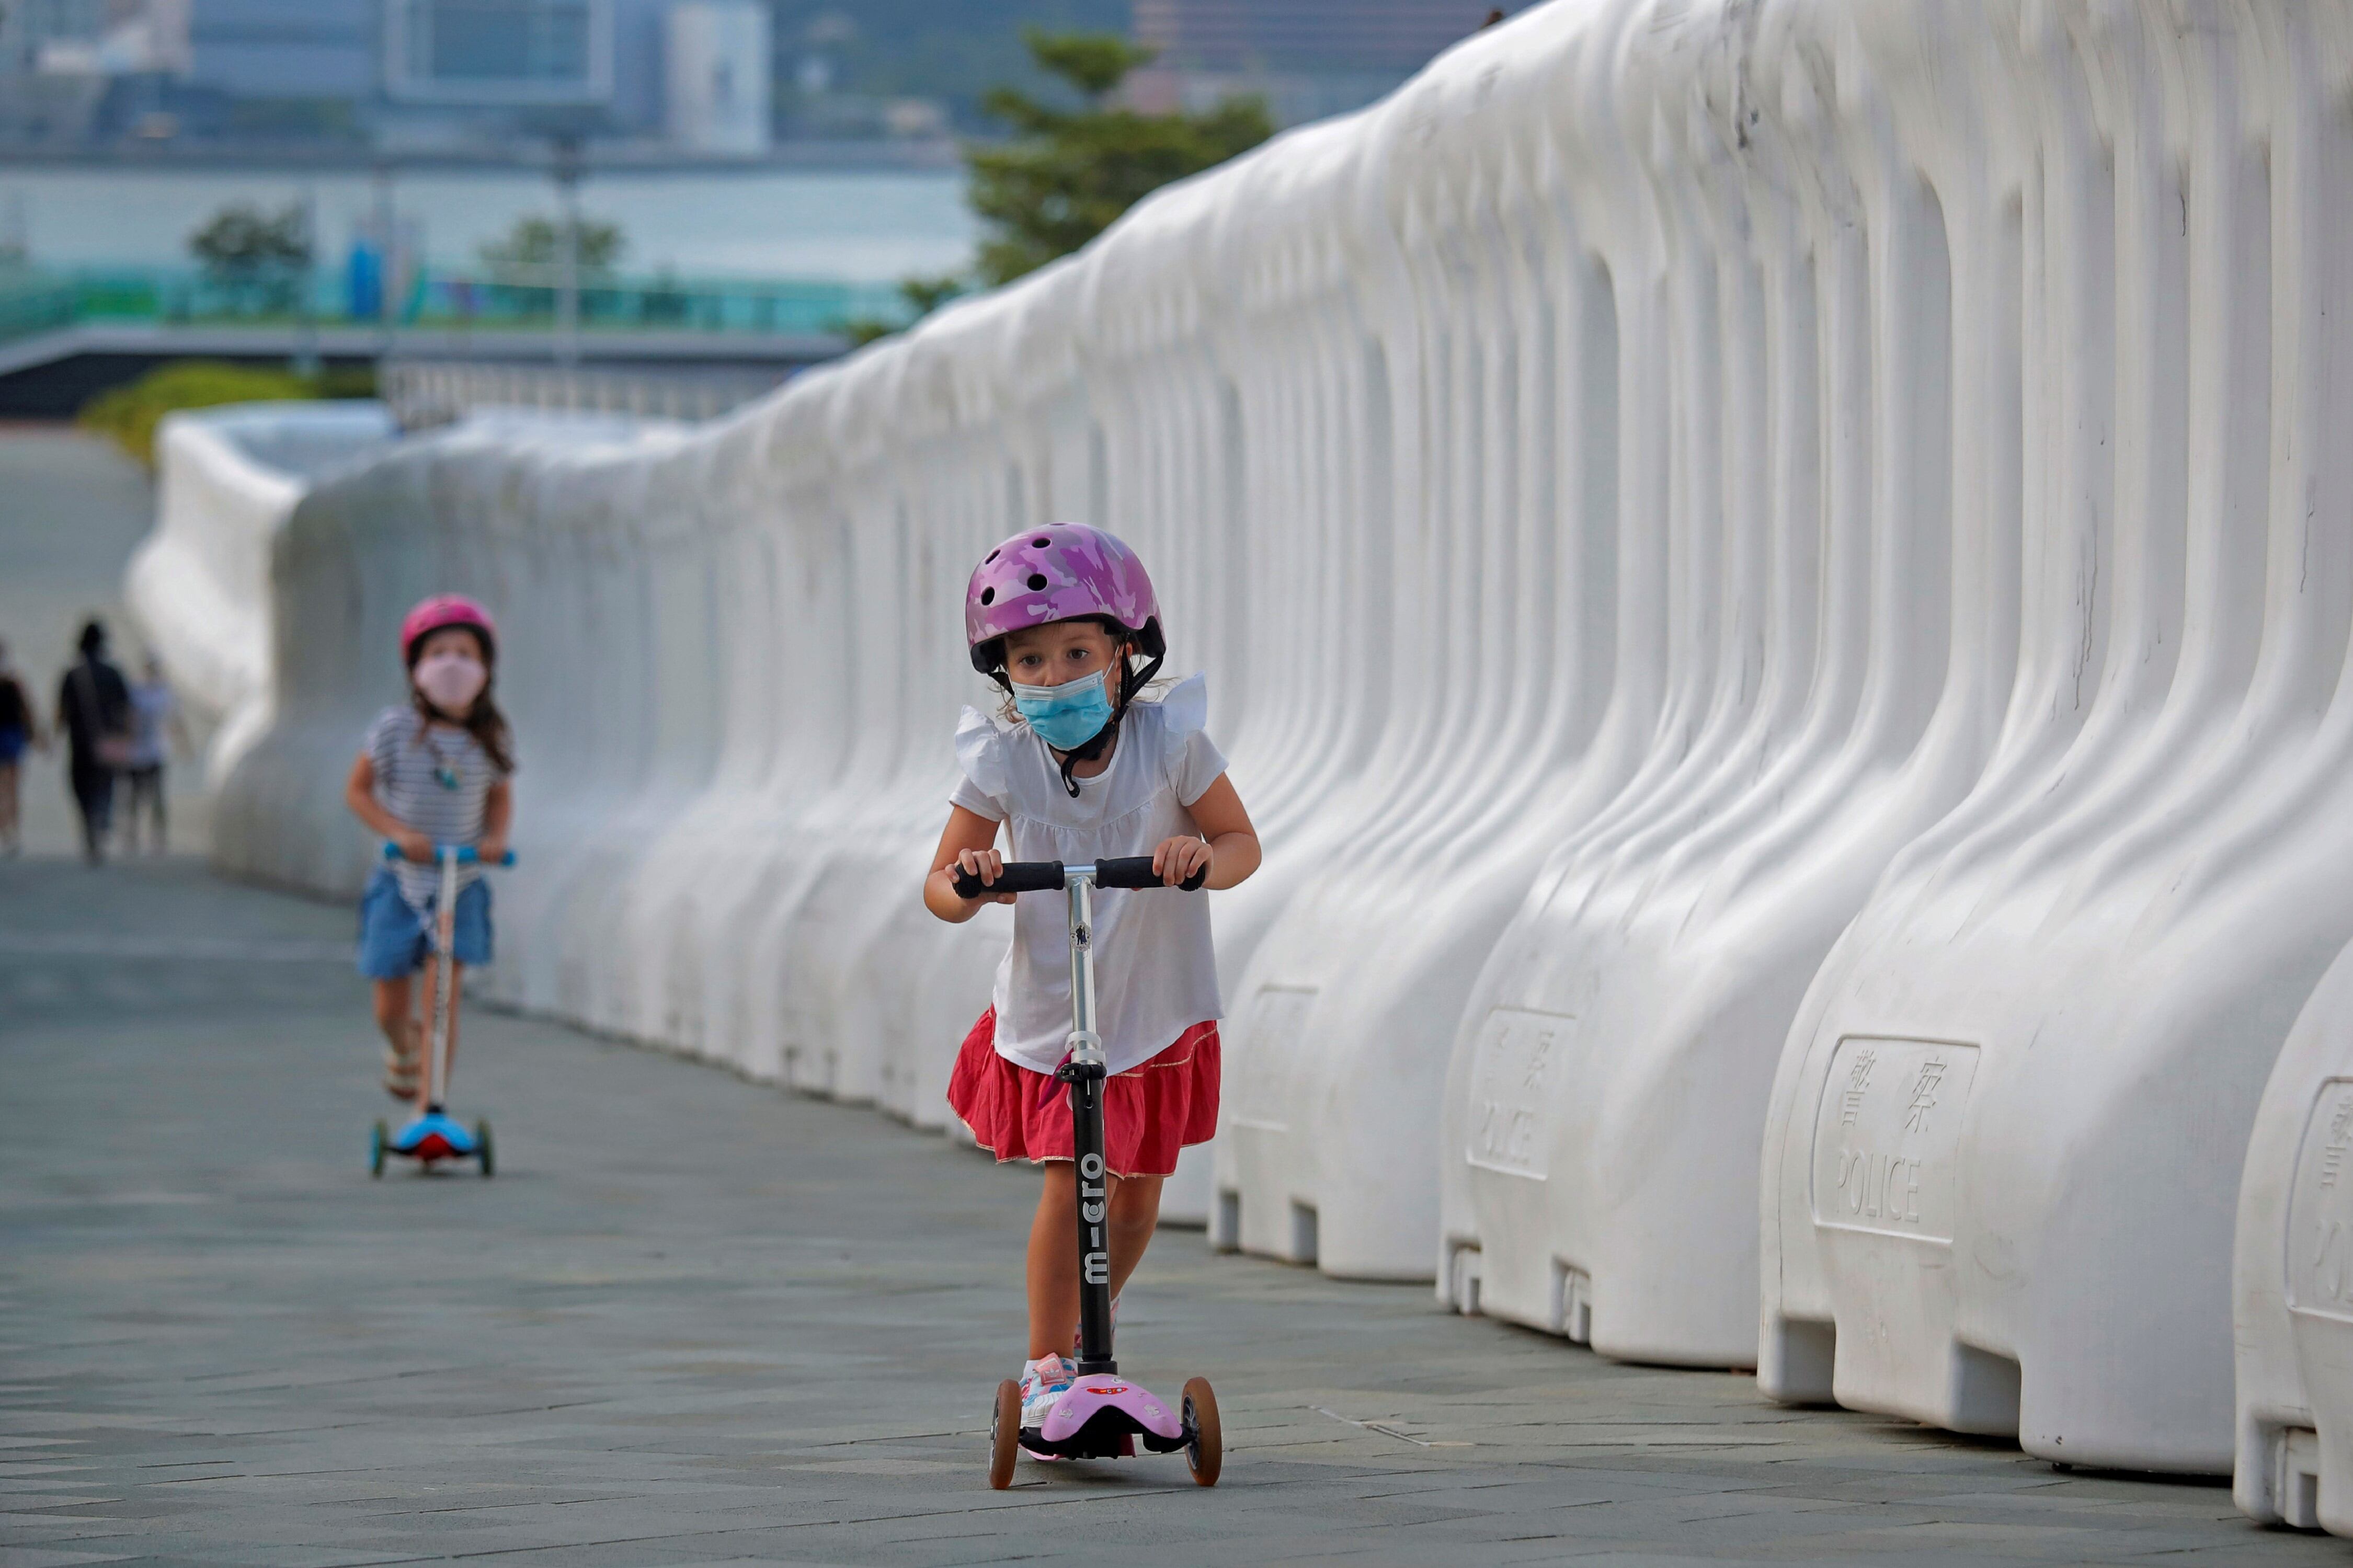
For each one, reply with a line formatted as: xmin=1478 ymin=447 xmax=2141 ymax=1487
xmin=345 ymin=595 xmax=515 ymax=1109
xmin=924 ymin=524 xmax=1260 ymax=1436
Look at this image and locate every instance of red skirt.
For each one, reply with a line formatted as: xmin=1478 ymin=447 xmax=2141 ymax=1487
xmin=947 ymin=1006 xmax=1220 ymax=1180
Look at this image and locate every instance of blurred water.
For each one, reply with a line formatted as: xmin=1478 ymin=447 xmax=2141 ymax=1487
xmin=0 ymin=165 xmax=975 ymax=282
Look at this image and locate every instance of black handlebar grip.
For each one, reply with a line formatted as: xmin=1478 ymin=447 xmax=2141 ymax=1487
xmin=952 ymin=859 xmax=1066 ymax=899
xmin=1092 ymin=856 xmax=1159 ymax=889
xmin=1094 ymin=855 xmax=1210 ymax=892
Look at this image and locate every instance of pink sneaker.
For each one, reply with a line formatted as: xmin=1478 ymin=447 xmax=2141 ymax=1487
xmin=1019 ymin=1354 xmax=1075 ymax=1428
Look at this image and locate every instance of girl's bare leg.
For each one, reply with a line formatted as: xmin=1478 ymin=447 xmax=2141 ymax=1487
xmin=0 ymin=762 xmax=18 ymax=846
xmin=1025 ymin=1166 xmax=1163 ymax=1360
xmin=1106 ymin=1175 xmax=1163 ymax=1299
xmin=372 ymin=977 xmax=416 ymax=1097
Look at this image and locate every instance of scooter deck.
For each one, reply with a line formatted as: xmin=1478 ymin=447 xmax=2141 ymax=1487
xmin=1019 ymin=1414 xmax=1192 ymax=1461
xmin=389 ymin=1109 xmax=476 ymax=1160
xmin=371 ymin=1111 xmax=494 ymax=1176
xmin=1021 ymin=1372 xmax=1192 ymax=1459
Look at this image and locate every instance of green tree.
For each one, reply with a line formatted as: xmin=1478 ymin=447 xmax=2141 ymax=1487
xmin=835 ymin=271 xmax=971 ymax=348
xmin=897 ymin=271 xmax=968 ymax=316
xmin=188 ymin=203 xmax=311 ymax=279
xmin=964 ymin=29 xmax=1272 ymax=287
xmin=188 ymin=203 xmax=312 ymax=314
xmin=477 ymin=215 xmax=627 ymax=322
xmin=478 ymin=215 xmax=626 ymax=278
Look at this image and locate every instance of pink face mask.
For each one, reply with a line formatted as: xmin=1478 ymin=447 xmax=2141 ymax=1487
xmin=414 ymin=651 xmax=487 ymax=715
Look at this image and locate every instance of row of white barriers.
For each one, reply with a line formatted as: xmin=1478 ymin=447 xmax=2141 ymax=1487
xmin=154 ymin=0 xmax=2353 ymax=1529
xmin=126 ymin=401 xmax=396 ymax=789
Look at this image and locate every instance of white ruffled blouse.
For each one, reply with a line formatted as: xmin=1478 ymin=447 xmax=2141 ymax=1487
xmin=950 ymin=673 xmax=1230 ymax=1077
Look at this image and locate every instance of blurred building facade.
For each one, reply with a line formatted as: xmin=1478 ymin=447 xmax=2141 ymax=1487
xmin=190 ymin=0 xmax=372 ymax=100
xmin=0 ymin=0 xmax=1489 ymax=154
xmin=1128 ymin=0 xmax=1518 ymax=124
xmin=0 ymin=0 xmax=744 ymax=151
xmin=664 ymin=0 xmax=768 ymax=155
xmin=0 ymin=0 xmax=195 ymax=142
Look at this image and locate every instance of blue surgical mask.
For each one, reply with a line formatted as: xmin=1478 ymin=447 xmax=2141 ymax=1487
xmin=1012 ymin=669 xmax=1115 ymax=751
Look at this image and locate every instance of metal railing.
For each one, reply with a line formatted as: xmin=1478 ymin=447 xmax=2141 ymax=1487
xmin=0 ymin=261 xmax=906 ymax=347
xmin=0 ymin=264 xmax=75 ymax=343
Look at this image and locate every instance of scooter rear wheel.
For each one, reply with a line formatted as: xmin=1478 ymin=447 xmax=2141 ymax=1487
xmin=370 ymin=1120 xmax=387 ymax=1178
xmin=989 ymin=1378 xmax=1021 ymax=1490
xmin=475 ymin=1119 xmax=495 ymax=1177
xmin=1182 ymin=1377 xmax=1221 ymax=1487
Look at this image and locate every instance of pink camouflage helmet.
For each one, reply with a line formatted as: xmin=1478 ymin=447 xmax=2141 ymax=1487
xmin=964 ymin=523 xmax=1164 ymax=676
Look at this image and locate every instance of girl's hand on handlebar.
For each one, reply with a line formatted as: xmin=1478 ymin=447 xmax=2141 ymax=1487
xmin=396 ymin=830 xmax=435 ymax=864
xmin=1152 ymin=836 xmax=1212 ymax=888
xmin=477 ymin=832 xmax=508 ymax=865
xmin=955 ymin=847 xmax=1015 ymax=903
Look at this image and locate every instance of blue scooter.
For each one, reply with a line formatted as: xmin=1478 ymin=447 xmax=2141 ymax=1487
xmin=370 ymin=842 xmax=512 ymax=1178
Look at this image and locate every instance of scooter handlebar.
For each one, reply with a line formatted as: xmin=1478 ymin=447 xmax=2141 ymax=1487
xmin=382 ymin=841 xmax=517 ymax=867
xmin=951 ymin=855 xmax=1207 ymax=899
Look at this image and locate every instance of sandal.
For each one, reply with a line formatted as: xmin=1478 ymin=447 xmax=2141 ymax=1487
xmin=382 ymin=1037 xmax=420 ymax=1101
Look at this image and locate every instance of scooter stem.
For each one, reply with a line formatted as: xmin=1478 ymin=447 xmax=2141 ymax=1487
xmin=1061 ymin=870 xmax=1117 ymax=1376
xmin=428 ymin=845 xmax=458 ymax=1109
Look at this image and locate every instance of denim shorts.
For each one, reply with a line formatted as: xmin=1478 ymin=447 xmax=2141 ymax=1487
xmin=0 ymin=726 xmax=22 ymax=765
xmin=356 ymin=867 xmax=493 ymax=980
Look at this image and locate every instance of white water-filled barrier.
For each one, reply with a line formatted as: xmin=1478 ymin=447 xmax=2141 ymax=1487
xmin=1747 ymin=2 xmax=2353 ymax=1482
xmin=2237 ymin=941 xmax=2353 ymax=1530
xmin=176 ymin=0 xmax=2353 ymax=1490
xmin=126 ymin=402 xmax=395 ymax=787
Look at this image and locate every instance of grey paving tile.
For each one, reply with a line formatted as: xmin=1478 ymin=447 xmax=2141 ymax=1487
xmin=6 ymin=858 xmax=2349 ymax=1566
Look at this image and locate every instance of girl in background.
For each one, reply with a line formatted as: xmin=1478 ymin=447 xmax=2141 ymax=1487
xmin=344 ymin=596 xmax=514 ymax=1106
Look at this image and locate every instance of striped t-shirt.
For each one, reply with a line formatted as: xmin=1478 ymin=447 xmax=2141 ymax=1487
xmin=365 ymin=706 xmax=508 ymax=909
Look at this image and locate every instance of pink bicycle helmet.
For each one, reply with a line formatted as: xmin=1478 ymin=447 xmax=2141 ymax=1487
xmin=400 ymin=593 xmax=497 ymax=665
xmin=964 ymin=523 xmax=1163 ymax=678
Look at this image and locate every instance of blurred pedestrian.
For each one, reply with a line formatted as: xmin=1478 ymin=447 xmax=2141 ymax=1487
xmin=55 ymin=620 xmax=131 ymax=865
xmin=123 ymin=654 xmax=188 ymax=855
xmin=0 ymin=635 xmax=43 ymax=856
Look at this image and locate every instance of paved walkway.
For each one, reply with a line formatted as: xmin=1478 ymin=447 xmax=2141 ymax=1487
xmin=1 ymin=860 xmax=2338 ymax=1566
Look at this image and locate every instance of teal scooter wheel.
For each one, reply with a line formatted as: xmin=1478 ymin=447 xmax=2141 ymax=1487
xmin=475 ymin=1119 xmax=494 ymax=1177
xmin=370 ymin=1119 xmax=388 ymax=1178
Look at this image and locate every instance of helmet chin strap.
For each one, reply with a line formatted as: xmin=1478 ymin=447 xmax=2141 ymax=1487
xmin=1050 ymin=647 xmax=1163 ymax=797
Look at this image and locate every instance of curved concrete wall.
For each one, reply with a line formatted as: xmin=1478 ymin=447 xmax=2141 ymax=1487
xmin=125 ymin=402 xmax=395 ymax=786
xmin=184 ymin=0 xmax=2353 ymax=1478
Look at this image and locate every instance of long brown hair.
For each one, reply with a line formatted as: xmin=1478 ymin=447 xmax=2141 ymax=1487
xmin=409 ymin=627 xmax=515 ymax=773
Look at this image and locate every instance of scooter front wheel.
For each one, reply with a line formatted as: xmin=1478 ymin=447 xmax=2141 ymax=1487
xmin=370 ymin=1120 xmax=387 ymax=1178
xmin=989 ymin=1378 xmax=1021 ymax=1490
xmin=1182 ymin=1377 xmax=1221 ymax=1487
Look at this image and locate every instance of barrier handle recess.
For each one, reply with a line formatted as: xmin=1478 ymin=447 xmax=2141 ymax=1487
xmin=382 ymin=841 xmax=518 ymax=867
xmin=952 ymin=855 xmax=1207 ymax=900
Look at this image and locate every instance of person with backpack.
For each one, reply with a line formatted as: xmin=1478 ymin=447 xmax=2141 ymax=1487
xmin=54 ymin=620 xmax=130 ymax=866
